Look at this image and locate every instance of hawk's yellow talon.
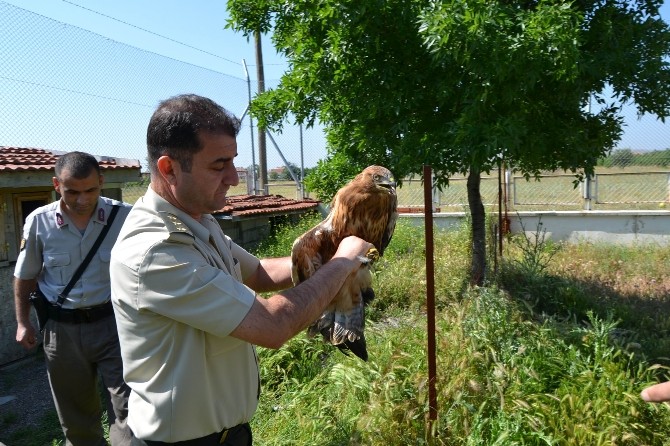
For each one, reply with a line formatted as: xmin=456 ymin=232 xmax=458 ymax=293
xmin=366 ymin=248 xmax=380 ymax=262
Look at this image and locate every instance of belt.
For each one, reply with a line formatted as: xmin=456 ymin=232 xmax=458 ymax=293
xmin=47 ymin=301 xmax=114 ymax=324
xmin=142 ymin=423 xmax=251 ymax=446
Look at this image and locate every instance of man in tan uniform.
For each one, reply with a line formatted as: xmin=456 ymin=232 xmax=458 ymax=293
xmin=110 ymin=94 xmax=373 ymax=445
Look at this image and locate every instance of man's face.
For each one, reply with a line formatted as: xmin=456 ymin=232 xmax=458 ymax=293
xmin=53 ymin=169 xmax=103 ymax=217
xmin=171 ymin=132 xmax=240 ymax=219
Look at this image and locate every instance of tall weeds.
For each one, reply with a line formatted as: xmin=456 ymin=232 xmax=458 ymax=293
xmin=251 ymin=215 xmax=670 ymax=445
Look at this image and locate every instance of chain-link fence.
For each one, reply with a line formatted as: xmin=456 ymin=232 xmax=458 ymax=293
xmin=0 ymin=2 xmax=322 ymax=202
xmin=2 ymin=1 xmax=669 ymax=211
xmin=397 ymin=155 xmax=670 ymax=212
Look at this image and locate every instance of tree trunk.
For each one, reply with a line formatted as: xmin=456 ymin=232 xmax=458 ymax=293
xmin=467 ymin=169 xmax=486 ymax=286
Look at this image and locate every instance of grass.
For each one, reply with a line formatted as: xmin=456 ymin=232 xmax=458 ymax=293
xmin=20 ymin=213 xmax=670 ymax=445
xmin=2 ymin=410 xmax=62 ymax=446
xmin=250 ymin=215 xmax=670 ymax=445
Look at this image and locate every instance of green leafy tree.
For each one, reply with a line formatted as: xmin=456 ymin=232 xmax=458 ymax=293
xmin=227 ymin=0 xmax=670 ymax=285
xmin=303 ymin=151 xmax=362 ymax=203
xmin=281 ymin=161 xmax=301 ymax=180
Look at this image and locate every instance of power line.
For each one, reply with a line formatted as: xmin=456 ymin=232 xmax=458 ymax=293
xmin=1 ymin=75 xmax=153 ymax=108
xmin=61 ymin=0 xmax=243 ymax=67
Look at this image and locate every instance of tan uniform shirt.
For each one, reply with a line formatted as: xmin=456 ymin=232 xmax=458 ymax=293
xmin=110 ymin=187 xmax=261 ymax=442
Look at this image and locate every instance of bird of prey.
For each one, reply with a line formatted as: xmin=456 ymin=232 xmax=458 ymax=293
xmin=291 ymin=165 xmax=398 ymax=361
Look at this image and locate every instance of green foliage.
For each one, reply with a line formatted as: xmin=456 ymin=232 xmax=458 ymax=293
xmin=600 ymin=148 xmax=670 ymax=168
xmin=501 ymin=230 xmax=670 ymax=364
xmin=225 ymin=0 xmax=275 ymax=35
xmin=227 ymin=0 xmax=670 ymax=286
xmin=257 ymin=336 xmax=335 ymax=391
xmin=506 ymin=216 xmax=560 ymax=278
xmin=302 ymin=151 xmax=363 ymax=203
xmin=227 ymin=0 xmax=670 ymax=185
xmin=248 ymin=219 xmax=670 ymax=445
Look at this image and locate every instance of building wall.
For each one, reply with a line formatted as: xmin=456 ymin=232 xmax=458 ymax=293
xmin=0 ymin=265 xmax=39 ymax=365
xmin=401 ymin=210 xmax=670 ymax=246
xmin=217 ymin=217 xmax=272 ymax=253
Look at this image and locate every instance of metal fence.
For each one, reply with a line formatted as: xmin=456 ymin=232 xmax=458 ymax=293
xmin=2 ymin=1 xmax=669 ymax=211
xmin=0 ymin=1 xmax=322 ymax=202
xmin=396 ymin=166 xmax=670 ymax=212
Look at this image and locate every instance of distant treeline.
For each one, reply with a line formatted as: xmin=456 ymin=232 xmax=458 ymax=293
xmin=599 ymin=148 xmax=670 ymax=168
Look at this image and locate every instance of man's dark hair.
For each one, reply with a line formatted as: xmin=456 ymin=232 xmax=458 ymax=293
xmin=55 ymin=151 xmax=101 ymax=179
xmin=147 ymin=94 xmax=241 ymax=174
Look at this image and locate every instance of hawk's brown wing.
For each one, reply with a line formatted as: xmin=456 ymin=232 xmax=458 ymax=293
xmin=291 ymin=165 xmax=397 ymax=361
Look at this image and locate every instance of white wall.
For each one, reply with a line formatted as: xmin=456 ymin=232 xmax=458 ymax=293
xmin=400 ymin=210 xmax=670 ymax=246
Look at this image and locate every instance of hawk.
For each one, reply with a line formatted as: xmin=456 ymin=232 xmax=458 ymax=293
xmin=291 ymin=165 xmax=398 ymax=361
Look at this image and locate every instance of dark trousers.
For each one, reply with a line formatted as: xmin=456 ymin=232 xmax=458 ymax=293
xmin=131 ymin=423 xmax=252 ymax=446
xmin=43 ymin=315 xmax=132 ymax=446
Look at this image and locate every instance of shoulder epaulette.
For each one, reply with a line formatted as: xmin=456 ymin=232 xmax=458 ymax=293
xmin=158 ymin=212 xmax=195 ymax=244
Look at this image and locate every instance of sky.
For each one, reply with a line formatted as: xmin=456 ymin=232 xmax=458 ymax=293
xmin=2 ymin=0 xmax=288 ymax=81
xmin=1 ymin=0 xmax=318 ymax=171
xmin=2 ymin=0 xmax=670 ymax=170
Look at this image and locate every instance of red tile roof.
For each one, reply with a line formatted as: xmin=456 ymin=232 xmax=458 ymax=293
xmin=1 ymin=147 xmax=317 ymax=218
xmin=0 ymin=146 xmax=141 ymax=172
xmin=215 ymin=194 xmax=321 ymax=218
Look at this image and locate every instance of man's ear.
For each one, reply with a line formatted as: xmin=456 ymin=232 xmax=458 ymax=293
xmin=99 ymin=174 xmax=105 ymax=188
xmin=52 ymin=176 xmax=60 ymax=191
xmin=156 ymin=156 xmax=178 ymax=185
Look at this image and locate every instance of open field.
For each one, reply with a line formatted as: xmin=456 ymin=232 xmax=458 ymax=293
xmin=122 ymin=168 xmax=670 ymax=212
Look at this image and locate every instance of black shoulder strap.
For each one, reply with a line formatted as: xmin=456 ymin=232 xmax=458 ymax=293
xmin=56 ymin=205 xmax=121 ymax=307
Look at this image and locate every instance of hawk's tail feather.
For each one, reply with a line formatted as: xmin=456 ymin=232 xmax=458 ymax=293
xmin=305 ymin=286 xmax=374 ymax=361
xmin=337 ymin=336 xmax=368 ymax=361
xmin=307 ymin=311 xmax=334 ymax=338
xmin=362 ymin=287 xmax=375 ymax=305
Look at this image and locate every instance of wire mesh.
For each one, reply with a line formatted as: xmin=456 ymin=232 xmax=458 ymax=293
xmin=0 ymin=2 xmax=325 ymax=202
xmin=1 ymin=2 xmax=669 ymax=210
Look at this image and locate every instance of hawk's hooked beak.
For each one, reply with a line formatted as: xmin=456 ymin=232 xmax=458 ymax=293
xmin=379 ymin=178 xmax=396 ymax=189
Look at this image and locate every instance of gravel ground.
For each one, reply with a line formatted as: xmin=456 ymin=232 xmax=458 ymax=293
xmin=0 ymin=348 xmax=58 ymax=445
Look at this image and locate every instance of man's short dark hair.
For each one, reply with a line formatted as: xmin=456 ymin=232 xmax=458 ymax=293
xmin=55 ymin=151 xmax=101 ymax=180
xmin=146 ymin=94 xmax=241 ymax=173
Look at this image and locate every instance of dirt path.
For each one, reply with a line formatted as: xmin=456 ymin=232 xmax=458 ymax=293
xmin=0 ymin=350 xmax=57 ymax=445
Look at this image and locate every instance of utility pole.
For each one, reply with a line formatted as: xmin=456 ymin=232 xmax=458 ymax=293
xmin=255 ymin=30 xmax=268 ymax=195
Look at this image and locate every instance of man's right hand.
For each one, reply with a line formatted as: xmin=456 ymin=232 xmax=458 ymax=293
xmin=16 ymin=323 xmax=38 ymax=350
xmin=333 ymin=235 xmax=374 ymax=264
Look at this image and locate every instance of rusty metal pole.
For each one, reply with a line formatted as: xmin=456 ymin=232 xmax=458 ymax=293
xmin=423 ymin=165 xmax=437 ymax=424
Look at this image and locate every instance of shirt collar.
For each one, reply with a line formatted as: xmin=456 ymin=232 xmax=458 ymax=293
xmin=55 ymin=197 xmax=106 ymax=228
xmin=146 ymin=187 xmax=212 ymax=242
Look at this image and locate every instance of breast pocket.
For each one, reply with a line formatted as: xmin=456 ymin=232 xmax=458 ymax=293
xmin=43 ymin=252 xmax=71 ymax=285
xmin=98 ymin=249 xmax=111 ymax=282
